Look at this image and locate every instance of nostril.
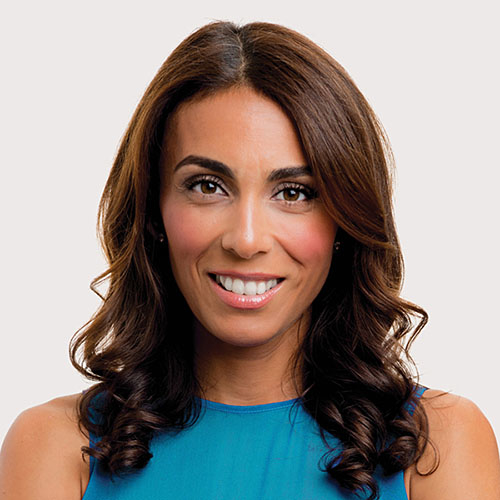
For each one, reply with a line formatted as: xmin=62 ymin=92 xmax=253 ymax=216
xmin=220 ymin=230 xmax=273 ymax=259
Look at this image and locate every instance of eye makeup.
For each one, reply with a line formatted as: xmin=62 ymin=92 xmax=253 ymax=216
xmin=180 ymin=172 xmax=317 ymax=207
xmin=272 ymin=182 xmax=317 ymax=203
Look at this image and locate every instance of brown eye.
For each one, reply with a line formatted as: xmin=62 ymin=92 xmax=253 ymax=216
xmin=200 ymin=181 xmax=217 ymax=194
xmin=274 ymin=183 xmax=314 ymax=204
xmin=185 ymin=175 xmax=226 ymax=196
xmin=282 ymin=188 xmax=300 ymax=202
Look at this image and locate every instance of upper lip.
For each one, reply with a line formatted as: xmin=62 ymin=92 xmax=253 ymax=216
xmin=209 ymin=270 xmax=284 ymax=280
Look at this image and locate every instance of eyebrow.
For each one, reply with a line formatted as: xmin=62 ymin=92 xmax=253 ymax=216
xmin=173 ymin=155 xmax=312 ymax=182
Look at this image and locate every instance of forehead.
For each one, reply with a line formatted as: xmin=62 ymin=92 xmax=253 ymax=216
xmin=162 ymin=86 xmax=306 ymax=173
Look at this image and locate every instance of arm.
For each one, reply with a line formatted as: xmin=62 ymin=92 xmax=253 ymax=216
xmin=0 ymin=395 xmax=89 ymax=500
xmin=408 ymin=389 xmax=500 ymax=499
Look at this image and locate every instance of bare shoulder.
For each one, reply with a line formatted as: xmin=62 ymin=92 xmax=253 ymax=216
xmin=408 ymin=388 xmax=500 ymax=499
xmin=0 ymin=394 xmax=90 ymax=500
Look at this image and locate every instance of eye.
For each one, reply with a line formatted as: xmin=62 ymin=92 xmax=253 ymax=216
xmin=195 ymin=180 xmax=221 ymax=195
xmin=277 ymin=187 xmax=306 ymax=202
xmin=184 ymin=175 xmax=227 ymax=196
xmin=273 ymin=183 xmax=316 ymax=203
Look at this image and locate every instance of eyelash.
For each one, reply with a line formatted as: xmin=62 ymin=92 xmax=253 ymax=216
xmin=182 ymin=175 xmax=317 ymax=204
xmin=274 ymin=182 xmax=317 ymax=203
xmin=183 ymin=174 xmax=226 ymax=196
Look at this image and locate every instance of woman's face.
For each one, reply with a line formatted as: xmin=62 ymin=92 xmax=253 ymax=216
xmin=160 ymin=86 xmax=337 ymax=348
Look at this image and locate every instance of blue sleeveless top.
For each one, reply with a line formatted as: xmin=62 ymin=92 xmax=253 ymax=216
xmin=82 ymin=386 xmax=426 ymax=499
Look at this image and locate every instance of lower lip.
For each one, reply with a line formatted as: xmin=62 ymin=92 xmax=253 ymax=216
xmin=209 ymin=277 xmax=284 ymax=310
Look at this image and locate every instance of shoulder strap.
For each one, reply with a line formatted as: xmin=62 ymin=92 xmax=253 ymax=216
xmin=405 ymin=385 xmax=428 ymax=416
xmin=84 ymin=389 xmax=108 ymax=476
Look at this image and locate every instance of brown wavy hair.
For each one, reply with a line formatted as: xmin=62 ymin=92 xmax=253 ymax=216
xmin=70 ymin=20 xmax=432 ymax=499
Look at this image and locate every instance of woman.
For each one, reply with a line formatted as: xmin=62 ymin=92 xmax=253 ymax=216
xmin=0 ymin=20 xmax=498 ymax=500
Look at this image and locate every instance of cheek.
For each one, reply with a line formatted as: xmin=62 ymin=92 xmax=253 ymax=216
xmin=281 ymin=213 xmax=337 ymax=271
xmin=161 ymin=200 xmax=214 ymax=270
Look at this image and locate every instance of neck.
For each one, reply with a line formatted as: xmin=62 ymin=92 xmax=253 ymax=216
xmin=193 ymin=320 xmax=305 ymax=406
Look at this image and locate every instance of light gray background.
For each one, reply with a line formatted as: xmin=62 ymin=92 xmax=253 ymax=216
xmin=1 ymin=0 xmax=499 ymax=445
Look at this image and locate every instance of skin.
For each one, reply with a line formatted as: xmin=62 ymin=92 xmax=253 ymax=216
xmin=406 ymin=389 xmax=500 ymax=499
xmin=159 ymin=86 xmax=337 ymax=405
xmin=0 ymin=394 xmax=89 ymax=500
xmin=1 ymin=86 xmax=499 ymax=499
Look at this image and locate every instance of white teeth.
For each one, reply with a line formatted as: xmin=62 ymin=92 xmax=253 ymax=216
xmin=232 ymin=278 xmax=244 ymax=295
xmin=214 ymin=274 xmax=280 ymax=296
xmin=244 ymin=281 xmax=257 ymax=296
xmin=267 ymin=279 xmax=277 ymax=289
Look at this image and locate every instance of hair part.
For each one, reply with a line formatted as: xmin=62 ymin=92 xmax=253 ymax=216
xmin=70 ymin=20 xmax=434 ymax=499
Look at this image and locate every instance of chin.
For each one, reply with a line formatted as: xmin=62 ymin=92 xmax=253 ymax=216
xmin=217 ymin=333 xmax=279 ymax=348
xmin=197 ymin=317 xmax=302 ymax=349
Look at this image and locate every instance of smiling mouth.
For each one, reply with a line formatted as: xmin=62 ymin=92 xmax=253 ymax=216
xmin=209 ymin=273 xmax=284 ymax=296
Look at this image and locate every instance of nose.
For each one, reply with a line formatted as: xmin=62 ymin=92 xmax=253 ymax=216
xmin=221 ymin=196 xmax=273 ymax=259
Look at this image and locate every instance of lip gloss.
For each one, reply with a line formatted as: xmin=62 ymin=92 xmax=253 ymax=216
xmin=210 ymin=277 xmax=284 ymax=310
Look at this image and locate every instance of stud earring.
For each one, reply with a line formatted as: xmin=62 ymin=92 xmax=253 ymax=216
xmin=158 ymin=233 xmax=166 ymax=244
xmin=333 ymin=241 xmax=341 ymax=252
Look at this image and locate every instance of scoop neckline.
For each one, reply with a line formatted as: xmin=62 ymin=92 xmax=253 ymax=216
xmin=195 ymin=396 xmax=301 ymax=414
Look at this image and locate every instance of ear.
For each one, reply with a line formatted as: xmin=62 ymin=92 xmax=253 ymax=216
xmin=146 ymin=216 xmax=166 ymax=242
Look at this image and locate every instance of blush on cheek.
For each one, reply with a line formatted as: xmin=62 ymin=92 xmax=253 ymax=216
xmin=162 ymin=204 xmax=216 ymax=258
xmin=284 ymin=217 xmax=337 ymax=265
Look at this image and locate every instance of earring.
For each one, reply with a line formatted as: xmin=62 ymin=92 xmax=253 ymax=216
xmin=158 ymin=233 xmax=166 ymax=244
xmin=333 ymin=241 xmax=341 ymax=253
